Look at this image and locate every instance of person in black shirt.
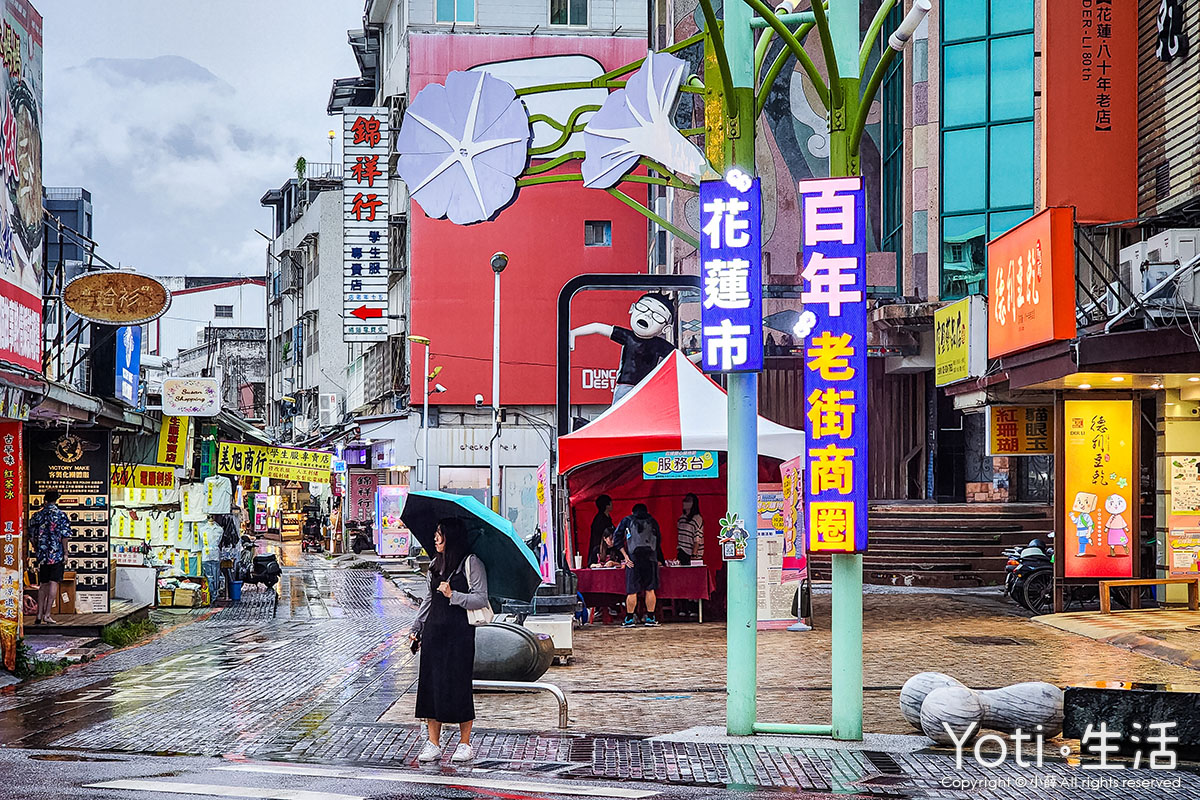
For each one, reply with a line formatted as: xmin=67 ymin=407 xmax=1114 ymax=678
xmin=587 ymin=494 xmax=615 ymax=566
xmin=570 ymin=293 xmax=679 ymax=404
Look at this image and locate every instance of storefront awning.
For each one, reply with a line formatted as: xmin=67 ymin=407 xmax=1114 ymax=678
xmin=557 ymin=351 xmax=805 ymax=474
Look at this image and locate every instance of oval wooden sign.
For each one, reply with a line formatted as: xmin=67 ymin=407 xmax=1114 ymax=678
xmin=63 ymin=271 xmax=172 ymax=325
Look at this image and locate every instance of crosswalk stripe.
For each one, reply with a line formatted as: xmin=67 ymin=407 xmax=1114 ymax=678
xmin=83 ymin=779 xmax=364 ymax=800
xmin=217 ymin=762 xmax=660 ymax=799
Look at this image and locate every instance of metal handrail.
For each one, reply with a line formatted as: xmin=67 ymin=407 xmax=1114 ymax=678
xmin=472 ymin=680 xmax=568 ymax=729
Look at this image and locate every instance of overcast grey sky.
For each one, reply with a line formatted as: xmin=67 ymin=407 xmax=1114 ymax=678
xmin=40 ymin=0 xmax=362 ymax=277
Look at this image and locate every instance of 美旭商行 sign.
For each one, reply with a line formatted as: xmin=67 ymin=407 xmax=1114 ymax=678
xmin=217 ymin=441 xmax=333 ymax=483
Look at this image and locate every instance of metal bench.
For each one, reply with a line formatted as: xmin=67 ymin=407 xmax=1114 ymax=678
xmin=1097 ymin=577 xmax=1199 ymax=614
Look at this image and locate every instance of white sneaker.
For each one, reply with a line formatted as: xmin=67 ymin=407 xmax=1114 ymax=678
xmin=417 ymin=740 xmax=442 ymax=762
xmin=451 ymin=743 xmax=474 ymax=763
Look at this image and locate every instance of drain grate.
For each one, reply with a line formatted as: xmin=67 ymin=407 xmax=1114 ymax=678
xmin=862 ymin=750 xmax=904 ymax=775
xmin=946 ymin=635 xmax=1031 ymax=646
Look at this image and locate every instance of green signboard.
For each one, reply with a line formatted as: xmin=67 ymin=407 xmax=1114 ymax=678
xmin=642 ymin=450 xmax=718 ymax=480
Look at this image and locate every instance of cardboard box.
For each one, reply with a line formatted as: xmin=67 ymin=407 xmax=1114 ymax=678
xmin=157 ymin=588 xmax=174 ymax=607
xmin=173 ymin=588 xmax=200 ymax=607
xmin=51 ymin=581 xmax=77 ymax=615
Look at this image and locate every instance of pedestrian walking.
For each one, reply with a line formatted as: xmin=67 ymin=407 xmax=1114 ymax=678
xmin=30 ymin=490 xmax=72 ymax=624
xmin=675 ymin=493 xmax=704 ymax=566
xmin=616 ymin=503 xmax=665 ymax=627
xmin=409 ymin=517 xmax=490 ymax=764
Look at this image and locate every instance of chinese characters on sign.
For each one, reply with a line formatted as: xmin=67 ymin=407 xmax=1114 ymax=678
xmin=641 ymin=450 xmax=718 ymax=480
xmin=216 ymin=442 xmax=334 ymax=483
xmin=343 ymin=107 xmax=390 ymax=342
xmin=934 ymin=296 xmax=986 ymax=387
xmin=157 ymin=415 xmax=191 ymax=467
xmin=1081 ymin=0 xmax=1116 ymax=131
xmin=536 ymin=460 xmax=555 ymax=582
xmin=988 ymin=406 xmax=1053 ymax=456
xmin=699 ymin=172 xmax=763 ymax=373
xmin=110 ymin=463 xmax=177 ymax=490
xmin=986 ymin=208 xmax=1077 ymax=358
xmin=1063 ymin=400 xmax=1134 ymax=579
xmin=799 ymin=177 xmax=867 ymax=554
xmin=0 ymin=422 xmax=22 ymax=670
xmin=1157 ymin=0 xmax=1188 ymax=61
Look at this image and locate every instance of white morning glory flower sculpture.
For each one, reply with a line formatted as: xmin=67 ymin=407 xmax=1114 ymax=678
xmin=396 ymin=70 xmax=531 ymax=225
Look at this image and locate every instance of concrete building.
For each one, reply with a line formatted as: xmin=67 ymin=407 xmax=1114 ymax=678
xmin=41 ymin=187 xmax=96 ymax=390
xmin=173 ymin=327 xmax=267 ymax=421
xmin=321 ymin=0 xmax=651 ymax=534
xmin=149 ymin=277 xmax=266 ymax=363
xmin=260 ymin=176 xmax=350 ymax=444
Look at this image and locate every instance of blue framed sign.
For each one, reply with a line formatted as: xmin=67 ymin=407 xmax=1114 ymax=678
xmin=642 ymin=450 xmax=718 ymax=480
xmin=799 ymin=177 xmax=868 ymax=554
xmin=699 ymin=171 xmax=763 ymax=373
xmin=114 ymin=325 xmax=142 ymax=407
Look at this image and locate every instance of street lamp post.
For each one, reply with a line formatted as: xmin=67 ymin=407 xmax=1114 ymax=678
xmin=409 ymin=335 xmax=431 ymax=488
xmin=489 ymin=252 xmax=509 ymax=513
xmin=328 ymin=130 xmax=336 ymax=164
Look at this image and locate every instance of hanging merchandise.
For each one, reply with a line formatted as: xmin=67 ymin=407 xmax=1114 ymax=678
xmin=203 ymin=475 xmax=233 ymax=514
xmin=180 ymin=482 xmax=206 ymax=522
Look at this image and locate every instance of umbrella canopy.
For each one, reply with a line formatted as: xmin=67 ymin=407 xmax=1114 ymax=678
xmin=401 ymin=490 xmax=543 ymax=602
xmin=557 ymin=350 xmax=805 ymax=473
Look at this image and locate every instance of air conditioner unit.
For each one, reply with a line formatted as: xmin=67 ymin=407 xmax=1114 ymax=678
xmin=1117 ymin=241 xmax=1145 ymax=296
xmin=1104 ymin=289 xmax=1122 ymax=318
xmin=318 ymin=393 xmax=339 ymax=427
xmin=1146 ymin=229 xmax=1200 ymax=305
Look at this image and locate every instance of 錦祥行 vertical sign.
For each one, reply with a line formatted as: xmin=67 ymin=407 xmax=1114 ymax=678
xmin=343 ymin=107 xmax=390 ymax=343
xmin=699 ymin=171 xmax=763 ymax=373
xmin=799 ymin=177 xmax=868 ymax=554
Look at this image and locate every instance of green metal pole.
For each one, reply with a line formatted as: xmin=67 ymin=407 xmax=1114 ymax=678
xmin=724 ymin=0 xmax=759 ymax=738
xmin=827 ymin=0 xmax=865 ymax=743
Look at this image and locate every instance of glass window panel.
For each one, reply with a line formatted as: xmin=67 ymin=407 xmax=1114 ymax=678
xmin=942 ymin=43 xmax=987 ymax=127
xmin=989 ymin=209 xmax=1033 ymax=239
xmin=436 ymin=0 xmax=455 ymax=22
xmin=943 ymin=0 xmax=986 ymax=41
xmin=570 ymin=0 xmax=587 ymax=25
xmin=990 ymin=35 xmax=1034 ymax=120
xmin=990 ymin=0 xmax=1034 ymax=35
xmin=550 ymin=0 xmax=568 ymax=25
xmin=456 ymin=0 xmax=474 ymax=23
xmin=941 ymin=214 xmax=987 ymax=300
xmin=942 ymin=128 xmax=987 ymax=213
xmin=988 ymin=122 xmax=1034 ymax=208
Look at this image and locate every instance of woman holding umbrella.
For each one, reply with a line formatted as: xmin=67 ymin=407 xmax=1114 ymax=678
xmin=410 ymin=517 xmax=490 ymax=764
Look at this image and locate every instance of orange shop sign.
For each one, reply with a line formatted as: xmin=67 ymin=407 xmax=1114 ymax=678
xmin=986 ymin=207 xmax=1077 ymax=359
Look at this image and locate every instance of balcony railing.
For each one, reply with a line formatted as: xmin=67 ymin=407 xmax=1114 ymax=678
xmin=300 ymin=162 xmax=342 ymax=181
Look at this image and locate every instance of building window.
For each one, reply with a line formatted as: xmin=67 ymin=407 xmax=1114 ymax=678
xmin=214 ymin=304 xmax=234 ymax=319
xmin=584 ymin=220 xmax=612 ymax=246
xmin=550 ymin=0 xmax=587 ymax=26
xmin=878 ymin=1 xmax=904 ymax=295
xmin=939 ymin=0 xmax=1034 ymax=300
xmin=307 ymin=324 xmax=319 ymax=356
xmin=436 ymin=0 xmax=474 ymax=23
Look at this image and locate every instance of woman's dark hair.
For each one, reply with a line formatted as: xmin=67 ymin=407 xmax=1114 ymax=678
xmin=431 ymin=516 xmax=471 ymax=582
xmin=44 ymin=489 xmax=61 ymax=504
xmin=682 ymin=493 xmax=701 ymax=520
xmin=595 ymin=494 xmax=612 ymax=512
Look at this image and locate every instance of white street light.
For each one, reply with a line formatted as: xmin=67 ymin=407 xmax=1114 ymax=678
xmin=489 ymin=253 xmax=508 ymax=513
xmin=889 ymin=0 xmax=932 ymax=51
xmin=409 ymin=334 xmax=432 ymax=489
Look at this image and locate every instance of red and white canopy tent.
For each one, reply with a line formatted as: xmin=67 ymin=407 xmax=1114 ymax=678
xmin=558 ymin=351 xmax=804 ymax=574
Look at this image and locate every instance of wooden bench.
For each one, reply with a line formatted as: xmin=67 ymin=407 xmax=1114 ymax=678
xmin=1097 ymin=577 xmax=1200 ymax=614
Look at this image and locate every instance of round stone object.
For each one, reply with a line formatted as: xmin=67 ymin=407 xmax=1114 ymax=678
xmin=979 ymin=682 xmax=1064 ymax=737
xmin=900 ymin=672 xmax=966 ymax=729
xmin=919 ymin=686 xmax=986 ymax=745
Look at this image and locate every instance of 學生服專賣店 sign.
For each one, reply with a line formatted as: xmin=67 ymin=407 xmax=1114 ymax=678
xmin=699 ymin=171 xmax=763 ymax=373
xmin=799 ymin=177 xmax=868 ymax=554
xmin=343 ymin=107 xmax=390 ymax=343
xmin=216 ymin=441 xmax=334 ymax=483
xmin=642 ymin=450 xmax=717 ymax=480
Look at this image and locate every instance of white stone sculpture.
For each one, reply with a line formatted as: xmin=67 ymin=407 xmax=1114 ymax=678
xmin=903 ymin=671 xmax=1064 ymax=745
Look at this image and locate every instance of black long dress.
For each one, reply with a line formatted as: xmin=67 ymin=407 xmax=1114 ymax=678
xmin=414 ymin=566 xmax=475 ymax=723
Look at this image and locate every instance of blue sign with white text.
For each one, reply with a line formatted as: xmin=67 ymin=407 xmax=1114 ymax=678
xmin=114 ymin=325 xmax=142 ymax=407
xmin=699 ymin=172 xmax=763 ymax=373
xmin=799 ymin=177 xmax=868 ymax=554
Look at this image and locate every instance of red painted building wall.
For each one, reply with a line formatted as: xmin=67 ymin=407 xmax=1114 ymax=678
xmin=407 ymin=34 xmax=652 ymax=407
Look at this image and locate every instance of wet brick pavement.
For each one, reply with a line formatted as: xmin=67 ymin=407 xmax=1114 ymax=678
xmin=2 ymin=562 xmax=1199 ymax=799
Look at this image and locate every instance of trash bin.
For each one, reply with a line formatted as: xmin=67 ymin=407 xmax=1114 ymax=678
xmin=230 ymin=581 xmax=243 ymax=602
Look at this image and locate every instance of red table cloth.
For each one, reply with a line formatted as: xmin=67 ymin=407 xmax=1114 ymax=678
xmin=574 ymin=564 xmax=714 ymax=600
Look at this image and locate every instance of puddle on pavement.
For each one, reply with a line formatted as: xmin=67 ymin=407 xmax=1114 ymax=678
xmin=29 ymin=752 xmax=128 ymax=762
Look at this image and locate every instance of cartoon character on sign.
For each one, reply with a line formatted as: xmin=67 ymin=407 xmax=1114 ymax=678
xmin=1069 ymin=491 xmax=1098 ymax=557
xmin=570 ymin=293 xmax=687 ymax=404
xmin=1104 ymin=494 xmax=1130 ymax=557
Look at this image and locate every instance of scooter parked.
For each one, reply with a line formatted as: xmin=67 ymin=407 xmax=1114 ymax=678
xmin=1003 ymin=539 xmax=1053 ymax=614
xmin=348 ymin=519 xmax=374 ymax=555
xmin=238 ymin=535 xmax=282 ymax=590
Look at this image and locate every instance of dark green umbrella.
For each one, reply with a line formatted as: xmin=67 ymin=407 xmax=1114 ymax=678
xmin=400 ymin=490 xmax=544 ymax=602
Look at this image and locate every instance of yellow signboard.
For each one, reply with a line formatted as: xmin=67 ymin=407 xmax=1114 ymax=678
xmin=988 ymin=406 xmax=1053 ymax=455
xmin=111 ymin=464 xmax=177 ymax=489
xmin=157 ymin=415 xmax=191 ymax=467
xmin=217 ymin=441 xmax=333 ymax=483
xmin=934 ymin=297 xmax=971 ymax=386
